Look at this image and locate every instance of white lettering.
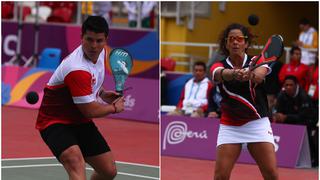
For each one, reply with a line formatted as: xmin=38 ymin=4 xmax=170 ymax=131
xmin=273 ymin=135 xmax=280 ymax=152
xmin=3 ymin=35 xmax=17 ymax=56
xmin=124 ymin=95 xmax=135 ymax=110
xmin=162 ymin=121 xmax=208 ymax=150
xmin=115 ymin=50 xmax=128 ymax=57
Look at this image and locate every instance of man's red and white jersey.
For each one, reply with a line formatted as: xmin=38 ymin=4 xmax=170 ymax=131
xmin=36 ymin=45 xmax=107 ymax=130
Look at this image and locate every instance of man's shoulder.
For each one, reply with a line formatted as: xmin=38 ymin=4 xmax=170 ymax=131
xmin=298 ymin=88 xmax=311 ymax=100
xmin=62 ymin=47 xmax=89 ymax=71
xmin=300 ymin=63 xmax=310 ymax=70
xmin=64 ymin=45 xmax=83 ymax=61
xmin=185 ymin=77 xmax=194 ymax=84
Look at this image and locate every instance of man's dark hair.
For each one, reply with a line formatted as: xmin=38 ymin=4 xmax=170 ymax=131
xmin=299 ymin=18 xmax=310 ymax=25
xmin=284 ymin=75 xmax=298 ymax=84
xmin=193 ymin=61 xmax=206 ymax=71
xmin=289 ymin=46 xmax=301 ymax=55
xmin=82 ymin=16 xmax=109 ymax=37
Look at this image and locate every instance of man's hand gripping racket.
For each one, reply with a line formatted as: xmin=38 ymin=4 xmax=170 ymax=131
xmin=109 ymin=48 xmax=133 ymax=98
xmin=249 ymin=34 xmax=284 ymax=71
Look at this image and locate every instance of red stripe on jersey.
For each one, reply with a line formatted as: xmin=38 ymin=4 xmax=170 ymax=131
xmin=36 ymin=87 xmax=91 ymax=130
xmin=228 ymin=95 xmax=259 ymax=117
xmin=64 ymin=70 xmax=92 ymax=97
xmin=210 ymin=62 xmax=224 ymax=74
xmin=222 ymin=85 xmax=260 ymax=117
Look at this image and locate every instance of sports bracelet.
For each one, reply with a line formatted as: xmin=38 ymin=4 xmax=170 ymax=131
xmin=220 ymin=68 xmax=226 ymax=81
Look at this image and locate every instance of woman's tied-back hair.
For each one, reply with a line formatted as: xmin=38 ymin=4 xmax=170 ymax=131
xmin=218 ymin=23 xmax=253 ymax=56
xmin=82 ymin=16 xmax=109 ymax=37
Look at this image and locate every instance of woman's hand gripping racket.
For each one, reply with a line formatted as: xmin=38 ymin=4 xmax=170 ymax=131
xmin=249 ymin=34 xmax=284 ymax=71
xmin=109 ymin=48 xmax=133 ymax=97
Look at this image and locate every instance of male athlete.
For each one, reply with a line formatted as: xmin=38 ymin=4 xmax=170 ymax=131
xmin=36 ymin=16 xmax=124 ymax=180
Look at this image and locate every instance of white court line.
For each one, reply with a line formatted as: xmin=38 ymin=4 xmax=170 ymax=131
xmin=2 ymin=157 xmax=159 ymax=169
xmin=85 ymin=167 xmax=159 ymax=180
xmin=2 ymin=164 xmax=61 ymax=168
xmin=2 ymin=164 xmax=159 ymax=180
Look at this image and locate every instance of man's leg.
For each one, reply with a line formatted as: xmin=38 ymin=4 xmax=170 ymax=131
xmin=40 ymin=124 xmax=86 ymax=180
xmin=85 ymin=151 xmax=117 ymax=180
xmin=59 ymin=145 xmax=86 ymax=180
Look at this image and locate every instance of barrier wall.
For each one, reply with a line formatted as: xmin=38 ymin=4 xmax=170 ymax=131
xmin=2 ymin=66 xmax=159 ymax=123
xmin=2 ymin=21 xmax=159 ymax=79
xmin=161 ymin=115 xmax=312 ymax=168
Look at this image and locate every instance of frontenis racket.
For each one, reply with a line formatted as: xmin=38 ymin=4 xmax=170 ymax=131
xmin=249 ymin=34 xmax=284 ymax=71
xmin=109 ymin=48 xmax=133 ymax=96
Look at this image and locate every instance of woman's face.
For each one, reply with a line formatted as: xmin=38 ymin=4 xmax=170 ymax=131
xmin=225 ymin=29 xmax=248 ymax=57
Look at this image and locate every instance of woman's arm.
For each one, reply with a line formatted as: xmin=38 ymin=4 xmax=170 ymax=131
xmin=250 ymin=66 xmax=268 ymax=84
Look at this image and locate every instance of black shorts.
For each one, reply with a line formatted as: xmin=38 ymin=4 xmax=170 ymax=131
xmin=40 ymin=122 xmax=111 ymax=160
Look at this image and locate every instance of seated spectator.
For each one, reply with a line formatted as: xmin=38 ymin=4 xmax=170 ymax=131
xmin=278 ymin=46 xmax=310 ymax=91
xmin=206 ymin=84 xmax=222 ymax=118
xmin=273 ymin=75 xmax=318 ymax=167
xmin=168 ymin=61 xmax=213 ymax=118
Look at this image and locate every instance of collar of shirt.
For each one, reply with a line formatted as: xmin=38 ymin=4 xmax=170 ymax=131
xmin=226 ymin=54 xmax=248 ymax=68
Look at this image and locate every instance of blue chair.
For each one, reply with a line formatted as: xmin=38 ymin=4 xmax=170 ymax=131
xmin=37 ymin=48 xmax=61 ymax=70
xmin=166 ymin=73 xmax=193 ymax=105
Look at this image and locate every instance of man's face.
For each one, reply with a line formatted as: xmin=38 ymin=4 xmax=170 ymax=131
xmin=193 ymin=65 xmax=206 ymax=82
xmin=291 ymin=49 xmax=301 ymax=61
xmin=284 ymin=79 xmax=297 ymax=97
xmin=299 ymin=24 xmax=309 ymax=32
xmin=82 ymin=30 xmax=107 ymax=62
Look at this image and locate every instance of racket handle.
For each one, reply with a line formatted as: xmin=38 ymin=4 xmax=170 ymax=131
xmin=116 ymin=90 xmax=123 ymax=96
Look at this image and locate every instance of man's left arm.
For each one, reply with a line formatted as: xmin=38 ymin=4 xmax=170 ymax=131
xmin=98 ymin=87 xmax=121 ymax=104
xmin=285 ymin=96 xmax=315 ymax=125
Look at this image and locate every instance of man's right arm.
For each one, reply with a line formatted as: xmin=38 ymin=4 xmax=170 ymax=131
xmin=64 ymin=70 xmax=125 ymax=118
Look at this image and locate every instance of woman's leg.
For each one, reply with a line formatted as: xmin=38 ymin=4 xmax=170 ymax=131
xmin=214 ymin=144 xmax=242 ymax=180
xmin=247 ymin=142 xmax=278 ymax=180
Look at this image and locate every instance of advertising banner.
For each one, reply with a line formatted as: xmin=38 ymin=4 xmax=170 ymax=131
xmin=161 ymin=115 xmax=311 ymax=168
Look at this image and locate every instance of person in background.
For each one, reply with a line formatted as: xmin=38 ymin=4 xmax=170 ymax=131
xmin=206 ymin=84 xmax=222 ymax=118
xmin=307 ymin=57 xmax=319 ymax=167
xmin=278 ymin=46 xmax=310 ymax=91
xmin=295 ymin=17 xmax=318 ymax=66
xmin=168 ymin=61 xmax=213 ymax=118
xmin=273 ymin=75 xmax=317 ymax=167
xmin=123 ymin=2 xmax=156 ymax=28
xmin=264 ymin=60 xmax=283 ymax=117
xmin=93 ymin=2 xmax=113 ymax=25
